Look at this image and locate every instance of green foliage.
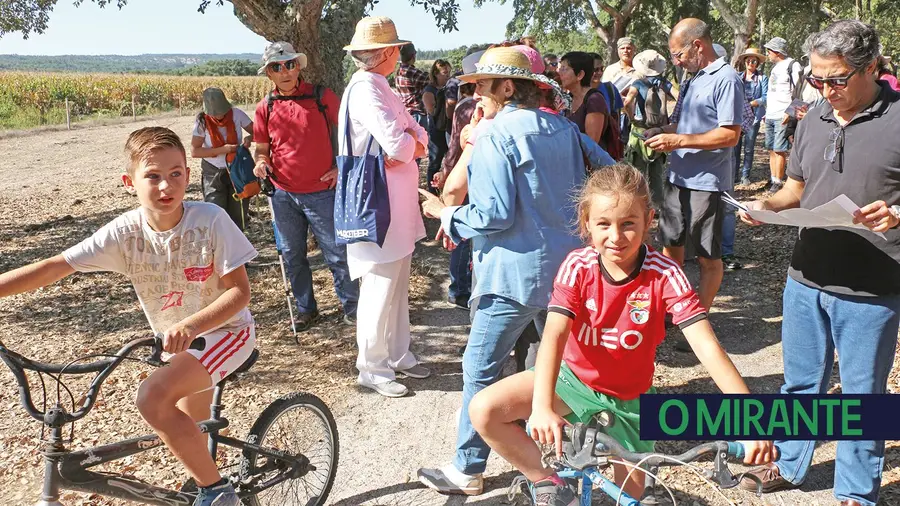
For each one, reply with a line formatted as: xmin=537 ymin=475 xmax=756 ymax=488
xmin=172 ymin=59 xmax=259 ymax=76
xmin=0 ymin=54 xmax=262 ymax=74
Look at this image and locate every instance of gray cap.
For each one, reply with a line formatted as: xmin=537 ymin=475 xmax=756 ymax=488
xmin=617 ymin=37 xmax=635 ymax=49
xmin=764 ymin=37 xmax=789 ymax=56
xmin=202 ymin=87 xmax=232 ymax=117
xmin=258 ymin=41 xmax=309 ymax=75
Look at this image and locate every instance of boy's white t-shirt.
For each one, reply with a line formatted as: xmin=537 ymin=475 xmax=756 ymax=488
xmin=191 ymin=108 xmax=252 ymax=169
xmin=765 ymin=58 xmax=803 ymax=119
xmin=63 ymin=202 xmax=258 ymax=335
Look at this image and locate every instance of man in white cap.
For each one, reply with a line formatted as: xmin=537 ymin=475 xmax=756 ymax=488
xmin=602 ymin=36 xmax=639 ymax=90
xmin=252 ymin=41 xmax=359 ymax=332
xmin=763 ymin=36 xmax=803 ymax=193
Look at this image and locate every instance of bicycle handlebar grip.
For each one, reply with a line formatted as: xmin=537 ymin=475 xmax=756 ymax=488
xmin=727 ymin=442 xmax=745 ymax=459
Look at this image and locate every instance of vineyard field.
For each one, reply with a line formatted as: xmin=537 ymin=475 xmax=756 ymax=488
xmin=0 ymin=72 xmax=272 ymax=130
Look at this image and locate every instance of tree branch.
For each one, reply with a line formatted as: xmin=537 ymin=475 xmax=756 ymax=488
xmin=228 ymin=0 xmax=292 ymax=41
xmin=621 ymin=0 xmax=642 ymax=20
xmin=596 ymin=1 xmax=622 ymax=26
xmin=744 ymin=0 xmax=759 ymax=37
xmin=709 ymin=0 xmax=743 ymax=32
xmin=579 ymin=0 xmax=610 ymax=43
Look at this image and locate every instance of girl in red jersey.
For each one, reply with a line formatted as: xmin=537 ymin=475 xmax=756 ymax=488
xmin=468 ymin=165 xmax=776 ymax=505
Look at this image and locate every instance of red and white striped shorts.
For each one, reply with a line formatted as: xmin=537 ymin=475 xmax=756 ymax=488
xmin=182 ymin=324 xmax=256 ymax=384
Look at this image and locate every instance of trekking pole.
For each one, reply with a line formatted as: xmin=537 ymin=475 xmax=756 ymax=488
xmin=262 ymin=172 xmax=298 ymax=336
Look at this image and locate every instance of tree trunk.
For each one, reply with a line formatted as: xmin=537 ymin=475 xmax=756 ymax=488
xmin=227 ymin=0 xmax=368 ymax=95
xmin=710 ymin=0 xmax=759 ymax=65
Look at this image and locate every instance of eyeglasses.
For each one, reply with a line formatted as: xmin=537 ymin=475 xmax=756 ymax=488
xmin=805 ymin=67 xmax=860 ymax=90
xmin=268 ymin=60 xmax=298 ymax=73
xmin=824 ymin=127 xmax=844 ymax=171
xmin=671 ymin=42 xmax=694 ymax=61
xmin=593 ymin=67 xmax=602 ymax=74
xmin=548 ymin=61 xmax=559 ymax=67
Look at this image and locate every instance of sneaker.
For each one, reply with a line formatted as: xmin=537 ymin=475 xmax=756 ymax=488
xmin=296 ymin=311 xmax=320 ymax=332
xmin=740 ymin=176 xmax=752 ymax=186
xmin=767 ymin=180 xmax=784 ymax=194
xmin=417 ymin=464 xmax=483 ymax=495
xmin=193 ymin=482 xmax=240 ymax=506
xmin=359 ymin=379 xmax=408 ymax=397
xmin=532 ymin=478 xmax=578 ymax=506
xmin=448 ymin=295 xmax=470 ymax=309
xmin=396 ymin=364 xmax=431 ymax=379
xmin=342 ymin=313 xmax=356 ymax=325
xmin=739 ymin=463 xmax=800 ymax=494
xmin=722 ymin=254 xmax=743 ymax=271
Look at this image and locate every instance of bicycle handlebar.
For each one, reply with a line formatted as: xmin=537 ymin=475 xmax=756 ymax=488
xmin=0 ymin=335 xmax=163 ymax=425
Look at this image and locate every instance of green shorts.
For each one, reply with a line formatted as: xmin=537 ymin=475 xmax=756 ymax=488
xmin=554 ymin=362 xmax=656 ymax=454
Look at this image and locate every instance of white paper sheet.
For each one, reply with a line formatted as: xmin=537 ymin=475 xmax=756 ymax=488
xmin=723 ymin=193 xmax=886 ymax=240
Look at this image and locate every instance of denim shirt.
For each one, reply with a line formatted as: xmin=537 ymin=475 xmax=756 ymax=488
xmin=743 ymin=71 xmax=768 ymax=123
xmin=440 ymin=104 xmax=586 ymax=308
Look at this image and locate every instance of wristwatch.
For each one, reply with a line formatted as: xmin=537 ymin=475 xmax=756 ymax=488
xmin=890 ymin=205 xmax=900 ymax=227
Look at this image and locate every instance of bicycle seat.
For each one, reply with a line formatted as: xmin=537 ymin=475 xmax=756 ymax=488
xmin=226 ymin=349 xmax=259 ymax=379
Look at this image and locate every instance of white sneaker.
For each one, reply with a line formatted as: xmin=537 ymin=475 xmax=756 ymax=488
xmin=397 ymin=364 xmax=431 ymax=379
xmin=417 ymin=464 xmax=483 ymax=495
xmin=359 ymin=379 xmax=408 ymax=398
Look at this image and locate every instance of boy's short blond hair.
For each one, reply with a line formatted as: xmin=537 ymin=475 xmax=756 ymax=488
xmin=124 ymin=127 xmax=187 ymax=176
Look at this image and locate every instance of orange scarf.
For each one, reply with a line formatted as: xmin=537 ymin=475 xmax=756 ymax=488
xmin=205 ymin=109 xmax=238 ymax=164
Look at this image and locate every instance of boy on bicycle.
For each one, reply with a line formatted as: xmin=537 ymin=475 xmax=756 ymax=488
xmin=0 ymin=127 xmax=256 ymax=506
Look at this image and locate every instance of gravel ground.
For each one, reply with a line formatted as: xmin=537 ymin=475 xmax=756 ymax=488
xmin=0 ymin=113 xmax=898 ymax=506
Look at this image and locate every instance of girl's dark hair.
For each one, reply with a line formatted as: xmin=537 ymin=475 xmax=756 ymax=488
xmin=562 ymin=51 xmax=594 ymax=87
xmin=539 ymin=70 xmax=562 ymax=109
xmin=195 ymin=111 xmax=207 ymax=132
xmin=429 ymin=59 xmax=451 ymax=86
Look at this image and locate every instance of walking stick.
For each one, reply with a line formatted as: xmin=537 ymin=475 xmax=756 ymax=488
xmin=261 ymin=175 xmax=298 ymax=336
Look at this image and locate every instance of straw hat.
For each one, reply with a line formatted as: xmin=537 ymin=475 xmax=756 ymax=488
xmin=737 ymin=47 xmax=765 ymax=63
xmin=343 ymin=16 xmax=409 ymax=51
xmin=633 ymin=49 xmax=667 ymax=78
xmin=458 ymin=47 xmax=550 ymax=86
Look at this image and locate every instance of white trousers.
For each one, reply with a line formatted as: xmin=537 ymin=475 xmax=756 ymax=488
xmin=356 ymin=254 xmax=418 ymax=385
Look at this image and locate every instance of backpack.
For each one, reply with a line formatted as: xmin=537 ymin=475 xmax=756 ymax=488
xmin=584 ymin=87 xmax=624 ymax=161
xmin=265 ymin=84 xmax=337 ymax=160
xmin=633 ymin=78 xmax=670 ymax=130
xmin=226 ymin=145 xmax=260 ymax=199
xmin=782 ymin=60 xmax=804 ymax=138
xmin=431 ymin=86 xmax=451 ymax=132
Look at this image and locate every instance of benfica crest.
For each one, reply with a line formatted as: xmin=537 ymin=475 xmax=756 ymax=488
xmin=627 ymin=299 xmax=651 ymax=324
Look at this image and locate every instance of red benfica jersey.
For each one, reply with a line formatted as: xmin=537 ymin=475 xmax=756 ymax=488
xmin=549 ymin=246 xmax=706 ymax=400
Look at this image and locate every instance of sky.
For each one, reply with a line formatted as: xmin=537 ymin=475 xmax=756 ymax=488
xmin=0 ymin=0 xmax=515 ymax=55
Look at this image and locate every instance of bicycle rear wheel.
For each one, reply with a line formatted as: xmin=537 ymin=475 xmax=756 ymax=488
xmin=241 ymin=392 xmax=338 ymax=506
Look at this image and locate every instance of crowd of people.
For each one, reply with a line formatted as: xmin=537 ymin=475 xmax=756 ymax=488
xmin=0 ymin=11 xmax=899 ymax=506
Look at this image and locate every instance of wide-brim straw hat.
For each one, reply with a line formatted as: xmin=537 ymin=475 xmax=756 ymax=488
xmin=343 ymin=16 xmax=410 ymax=51
xmin=633 ymin=49 xmax=667 ymax=78
xmin=737 ymin=47 xmax=765 ymax=63
xmin=459 ymin=47 xmax=551 ymax=87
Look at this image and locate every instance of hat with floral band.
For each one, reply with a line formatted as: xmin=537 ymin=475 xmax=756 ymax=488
xmin=257 ymin=41 xmax=308 ymax=75
xmin=460 ymin=47 xmax=571 ymax=111
xmin=343 ymin=16 xmax=410 ymax=51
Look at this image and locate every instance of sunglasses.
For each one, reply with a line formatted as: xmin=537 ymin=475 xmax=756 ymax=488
xmin=805 ymin=67 xmax=860 ymax=90
xmin=824 ymin=126 xmax=844 ymax=172
xmin=268 ymin=60 xmax=298 ymax=73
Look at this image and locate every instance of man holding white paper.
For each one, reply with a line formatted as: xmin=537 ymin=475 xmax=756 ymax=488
xmin=738 ymin=20 xmax=900 ymax=506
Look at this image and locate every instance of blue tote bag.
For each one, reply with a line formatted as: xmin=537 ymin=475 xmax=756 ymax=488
xmin=334 ymin=86 xmax=391 ymax=247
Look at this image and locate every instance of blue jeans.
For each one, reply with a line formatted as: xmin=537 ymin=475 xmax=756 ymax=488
xmin=448 ymin=238 xmax=471 ymax=302
xmin=271 ymin=188 xmax=359 ymax=316
xmin=722 ymin=207 xmax=735 ymax=257
xmin=454 ymin=294 xmax=546 ymax=475
xmin=775 ymin=277 xmax=900 ymax=506
xmin=426 ymin=127 xmax=448 ymax=195
xmin=734 ymin=121 xmax=761 ymax=180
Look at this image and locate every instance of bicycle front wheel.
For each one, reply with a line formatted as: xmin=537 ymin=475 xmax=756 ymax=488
xmin=241 ymin=392 xmax=339 ymax=506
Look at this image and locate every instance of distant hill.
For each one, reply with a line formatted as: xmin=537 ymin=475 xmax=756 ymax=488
xmin=0 ymin=53 xmax=263 ymax=74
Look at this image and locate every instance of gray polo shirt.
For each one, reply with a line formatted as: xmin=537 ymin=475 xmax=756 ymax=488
xmin=667 ymin=58 xmax=744 ymax=192
xmin=786 ymin=81 xmax=900 ymax=297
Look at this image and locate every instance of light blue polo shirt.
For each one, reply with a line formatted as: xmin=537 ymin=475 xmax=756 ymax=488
xmin=667 ymin=58 xmax=745 ymax=192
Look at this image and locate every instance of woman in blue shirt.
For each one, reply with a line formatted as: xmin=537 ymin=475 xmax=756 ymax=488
xmin=734 ymin=48 xmax=768 ymax=185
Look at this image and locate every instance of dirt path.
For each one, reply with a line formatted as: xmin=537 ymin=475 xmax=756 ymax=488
xmin=0 ymin=113 xmax=898 ymax=506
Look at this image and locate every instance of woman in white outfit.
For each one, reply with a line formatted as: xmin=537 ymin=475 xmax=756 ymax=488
xmin=340 ymin=16 xmax=431 ymax=398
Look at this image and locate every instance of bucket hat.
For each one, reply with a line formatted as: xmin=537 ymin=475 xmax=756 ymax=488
xmin=257 ymin=41 xmax=308 ymax=75
xmin=633 ymin=49 xmax=667 ymax=77
xmin=343 ymin=16 xmax=410 ymax=51
xmin=202 ymin=87 xmax=232 ymax=117
xmin=764 ymin=37 xmax=789 ymax=56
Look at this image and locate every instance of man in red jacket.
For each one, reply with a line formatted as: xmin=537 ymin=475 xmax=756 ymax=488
xmin=252 ymin=41 xmax=359 ymax=330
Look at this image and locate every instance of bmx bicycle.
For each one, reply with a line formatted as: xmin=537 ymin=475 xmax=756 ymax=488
xmin=510 ymin=410 xmax=765 ymax=506
xmin=0 ymin=334 xmax=338 ymax=506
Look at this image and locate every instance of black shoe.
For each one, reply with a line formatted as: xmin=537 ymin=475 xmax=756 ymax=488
xmin=296 ymin=311 xmax=320 ymax=332
xmin=767 ymin=180 xmax=784 ymax=194
xmin=722 ymin=254 xmax=743 ymax=271
xmin=448 ymin=295 xmax=470 ymax=310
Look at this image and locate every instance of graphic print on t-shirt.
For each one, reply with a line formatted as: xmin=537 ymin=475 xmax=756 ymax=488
xmin=549 ymin=245 xmax=706 ymax=400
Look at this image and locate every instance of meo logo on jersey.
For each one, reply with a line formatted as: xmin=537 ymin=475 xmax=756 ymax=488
xmin=576 ymin=324 xmax=643 ymax=350
xmin=627 ymin=291 xmax=651 ymax=324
